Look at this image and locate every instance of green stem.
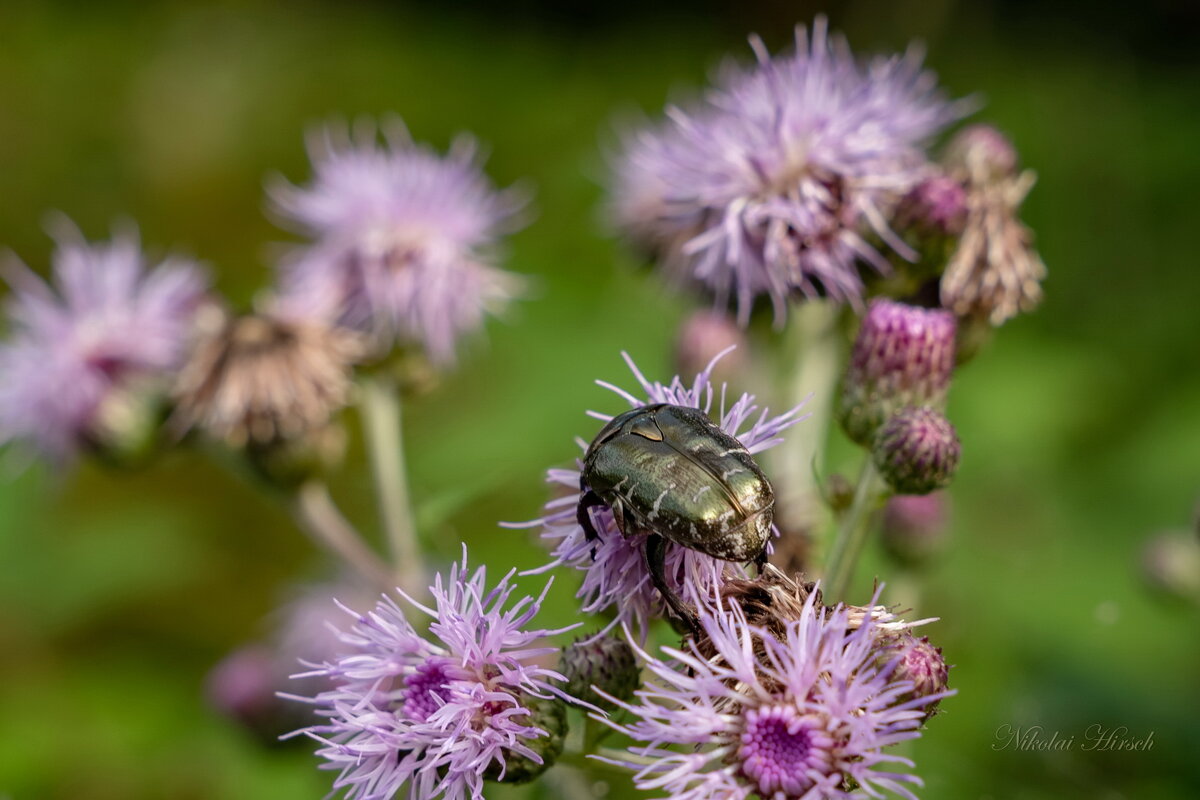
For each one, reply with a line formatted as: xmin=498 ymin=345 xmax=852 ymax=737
xmin=539 ymin=765 xmax=598 ymax=799
xmin=290 ymin=480 xmax=394 ymax=589
xmin=770 ymin=300 xmax=843 ymax=537
xmin=359 ymin=374 xmax=424 ymax=597
xmin=582 ymin=714 xmax=610 ymax=752
xmin=556 ymin=748 xmax=650 ymax=776
xmin=823 ymin=459 xmax=887 ymax=603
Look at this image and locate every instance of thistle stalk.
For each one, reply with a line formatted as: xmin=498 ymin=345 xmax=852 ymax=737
xmin=359 ymin=373 xmax=425 ymax=597
xmin=771 ymin=300 xmax=843 ymax=537
xmin=823 ymin=459 xmax=889 ymax=603
xmin=291 ymin=480 xmax=394 ymax=589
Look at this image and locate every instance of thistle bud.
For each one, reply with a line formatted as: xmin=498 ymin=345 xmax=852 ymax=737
xmin=839 ymin=300 xmax=956 ymax=445
xmin=81 ymin=377 xmax=166 ymax=468
xmin=896 ymin=175 xmax=968 ymax=238
xmin=881 ymin=492 xmax=950 ymax=567
xmin=561 ymin=633 xmax=641 ymax=710
xmin=675 ymin=310 xmax=747 ymax=383
xmin=872 ymin=407 xmax=961 ymax=495
xmin=205 ymin=645 xmax=278 ymax=731
xmin=1140 ymin=532 xmax=1200 ymax=604
xmin=484 ymin=696 xmax=567 ymax=784
xmin=944 ymin=124 xmax=1019 ymax=183
xmin=878 ymin=633 xmax=950 ymax=714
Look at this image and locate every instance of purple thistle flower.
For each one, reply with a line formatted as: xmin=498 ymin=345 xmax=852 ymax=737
xmin=508 ymin=351 xmax=804 ymax=640
xmin=269 ymin=119 xmax=528 ymax=365
xmin=598 ymin=588 xmax=949 ymax=800
xmin=0 ymin=219 xmax=208 ymax=463
xmin=611 ymin=17 xmax=964 ymax=325
xmin=284 ymin=550 xmax=575 ymax=800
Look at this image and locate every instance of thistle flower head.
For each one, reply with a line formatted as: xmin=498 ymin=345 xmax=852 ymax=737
xmin=561 ymin=632 xmax=641 ymax=710
xmin=0 ymin=219 xmax=208 ymax=464
xmin=611 ymin=17 xmax=963 ymax=324
xmin=940 ymin=125 xmax=1046 ymax=325
xmin=286 ymin=550 xmax=574 ymax=800
xmin=840 ymin=299 xmax=956 ymax=445
xmin=511 ymin=351 xmax=803 ymax=640
xmin=270 ymin=119 xmax=528 ymax=364
xmin=600 ymin=585 xmax=950 ymax=800
xmin=873 ymin=406 xmax=961 ymax=495
xmin=172 ymin=304 xmax=363 ymax=448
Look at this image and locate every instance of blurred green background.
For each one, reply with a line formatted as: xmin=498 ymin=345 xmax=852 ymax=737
xmin=2 ymin=1 xmax=1198 ymax=798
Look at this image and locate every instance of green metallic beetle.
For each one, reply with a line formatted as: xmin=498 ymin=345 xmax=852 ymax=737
xmin=576 ymin=403 xmax=775 ymax=626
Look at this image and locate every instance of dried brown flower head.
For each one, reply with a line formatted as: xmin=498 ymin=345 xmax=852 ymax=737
xmin=695 ymin=566 xmax=918 ymax=660
xmin=173 ymin=309 xmax=363 ymax=447
xmin=940 ymin=126 xmax=1046 ymax=325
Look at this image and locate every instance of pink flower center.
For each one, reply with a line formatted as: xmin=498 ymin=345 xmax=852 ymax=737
xmin=401 ymin=659 xmax=455 ymax=722
xmin=738 ymin=704 xmax=835 ymax=797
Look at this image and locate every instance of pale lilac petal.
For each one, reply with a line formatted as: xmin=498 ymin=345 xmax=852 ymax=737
xmin=287 ymin=548 xmax=575 ymax=800
xmin=611 ymin=17 xmax=965 ymax=324
xmin=270 ymin=120 xmax=528 ymax=364
xmin=0 ymin=221 xmax=208 ymax=463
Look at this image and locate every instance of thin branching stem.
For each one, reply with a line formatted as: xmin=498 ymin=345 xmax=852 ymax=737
xmin=823 ymin=458 xmax=888 ymax=603
xmin=359 ymin=373 xmax=425 ymax=597
xmin=291 ymin=480 xmax=394 ymax=589
xmin=772 ymin=300 xmax=843 ymax=539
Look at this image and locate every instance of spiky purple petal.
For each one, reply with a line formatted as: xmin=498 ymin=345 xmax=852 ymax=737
xmin=270 ymin=119 xmax=528 ymax=364
xmin=0 ymin=220 xmax=208 ymax=463
xmin=286 ymin=549 xmax=575 ymax=800
xmin=612 ymin=17 xmax=964 ymax=324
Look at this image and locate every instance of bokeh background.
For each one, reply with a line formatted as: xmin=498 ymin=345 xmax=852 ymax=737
xmin=2 ymin=1 xmax=1199 ymax=798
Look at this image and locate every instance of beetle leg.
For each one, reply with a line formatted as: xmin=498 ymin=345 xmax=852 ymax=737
xmin=753 ymin=547 xmax=769 ymax=574
xmin=576 ymin=489 xmax=607 ymax=560
xmin=645 ymin=533 xmax=700 ymax=634
xmin=607 ymin=499 xmax=630 ymax=558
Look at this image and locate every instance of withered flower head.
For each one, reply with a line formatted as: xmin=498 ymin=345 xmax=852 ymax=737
xmin=940 ymin=125 xmax=1046 ymax=325
xmin=700 ymin=565 xmax=920 ymax=663
xmin=172 ymin=306 xmax=363 ymax=448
